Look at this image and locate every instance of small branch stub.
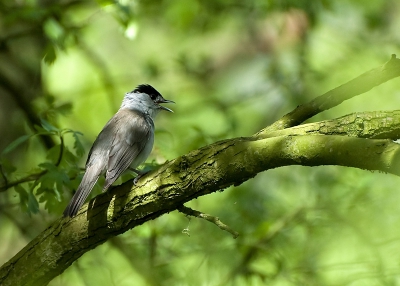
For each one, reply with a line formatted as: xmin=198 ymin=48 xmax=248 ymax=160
xmin=178 ymin=205 xmax=239 ymax=239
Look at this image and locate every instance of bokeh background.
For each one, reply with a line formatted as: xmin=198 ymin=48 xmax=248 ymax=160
xmin=1 ymin=0 xmax=400 ymax=285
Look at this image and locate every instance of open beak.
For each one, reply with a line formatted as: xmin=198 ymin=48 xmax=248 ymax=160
xmin=156 ymin=98 xmax=175 ymax=113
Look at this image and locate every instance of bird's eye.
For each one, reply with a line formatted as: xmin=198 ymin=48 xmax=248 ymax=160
xmin=149 ymin=93 xmax=157 ymax=100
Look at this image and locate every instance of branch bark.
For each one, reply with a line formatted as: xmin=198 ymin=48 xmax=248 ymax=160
xmin=2 ymin=55 xmax=400 ymax=285
xmin=262 ymin=110 xmax=400 ymax=140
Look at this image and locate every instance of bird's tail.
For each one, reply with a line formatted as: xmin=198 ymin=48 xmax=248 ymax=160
xmin=63 ymin=166 xmax=102 ymax=218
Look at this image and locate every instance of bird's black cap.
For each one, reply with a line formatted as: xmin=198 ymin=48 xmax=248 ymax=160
xmin=133 ymin=84 xmax=161 ymax=100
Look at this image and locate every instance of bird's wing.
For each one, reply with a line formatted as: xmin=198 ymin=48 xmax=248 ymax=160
xmin=103 ymin=109 xmax=153 ymax=190
xmin=63 ymin=115 xmax=116 ymax=217
xmin=63 ymin=163 xmax=103 ymax=217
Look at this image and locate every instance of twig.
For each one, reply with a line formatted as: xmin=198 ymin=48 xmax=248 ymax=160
xmin=178 ymin=205 xmax=239 ymax=239
xmin=0 ymin=163 xmax=8 ymax=188
xmin=230 ymin=207 xmax=304 ymax=279
xmin=55 ymin=135 xmax=64 ymax=167
xmin=258 ymin=54 xmax=400 ymax=134
xmin=0 ymin=171 xmax=46 ymax=192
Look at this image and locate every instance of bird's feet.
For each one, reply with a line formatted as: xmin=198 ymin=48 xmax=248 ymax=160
xmin=129 ymin=168 xmax=150 ymax=185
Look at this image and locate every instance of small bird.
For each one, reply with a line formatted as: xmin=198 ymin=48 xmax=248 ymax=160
xmin=63 ymin=84 xmax=174 ymax=217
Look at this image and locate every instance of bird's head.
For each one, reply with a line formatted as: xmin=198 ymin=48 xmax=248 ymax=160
xmin=121 ymin=84 xmax=174 ymax=117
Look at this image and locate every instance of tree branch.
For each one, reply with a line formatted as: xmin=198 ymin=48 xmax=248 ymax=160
xmin=178 ymin=205 xmax=239 ymax=238
xmin=257 ymin=54 xmax=400 ymax=134
xmin=261 ymin=110 xmax=400 ymax=140
xmin=2 ymin=133 xmax=400 ymax=285
xmin=0 ymin=171 xmax=45 ymax=193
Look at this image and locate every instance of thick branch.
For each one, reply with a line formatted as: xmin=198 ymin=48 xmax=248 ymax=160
xmin=2 ymin=134 xmax=400 ymax=285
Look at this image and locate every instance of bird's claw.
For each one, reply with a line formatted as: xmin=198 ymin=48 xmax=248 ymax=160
xmin=133 ymin=171 xmax=149 ymax=185
xmin=133 ymin=175 xmax=141 ymax=185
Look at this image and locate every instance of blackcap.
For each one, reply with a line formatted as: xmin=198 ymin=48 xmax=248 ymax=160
xmin=63 ymin=84 xmax=174 ymax=217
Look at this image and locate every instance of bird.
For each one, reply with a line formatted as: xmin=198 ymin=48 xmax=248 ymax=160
xmin=63 ymin=84 xmax=174 ymax=217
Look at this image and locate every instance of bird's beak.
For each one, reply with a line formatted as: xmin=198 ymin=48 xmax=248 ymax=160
xmin=157 ymin=98 xmax=175 ymax=113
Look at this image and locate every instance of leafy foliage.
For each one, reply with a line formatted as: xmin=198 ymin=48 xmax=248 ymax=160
xmin=0 ymin=120 xmax=84 ymax=215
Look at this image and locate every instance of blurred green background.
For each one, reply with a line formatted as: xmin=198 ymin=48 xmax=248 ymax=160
xmin=1 ymin=0 xmax=400 ymax=285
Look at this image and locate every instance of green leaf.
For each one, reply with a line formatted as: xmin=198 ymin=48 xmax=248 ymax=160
xmin=38 ymin=162 xmax=57 ymax=171
xmin=14 ymin=185 xmax=39 ymax=215
xmin=14 ymin=185 xmax=29 ymax=213
xmin=0 ymin=158 xmax=17 ymax=176
xmin=28 ymin=190 xmax=39 ymax=214
xmin=73 ymin=132 xmax=85 ymax=157
xmin=55 ymin=102 xmax=73 ymax=115
xmin=61 ymin=148 xmax=79 ymax=166
xmin=36 ymin=163 xmax=70 ymax=213
xmin=33 ymin=125 xmax=57 ymax=136
xmin=45 ymin=145 xmax=61 ymax=164
xmin=43 ymin=44 xmax=57 ymax=65
xmin=40 ymin=119 xmax=59 ymax=132
xmin=2 ymin=135 xmax=31 ymax=156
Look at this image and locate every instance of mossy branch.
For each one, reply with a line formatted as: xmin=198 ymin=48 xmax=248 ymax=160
xmin=261 ymin=110 xmax=400 ymax=140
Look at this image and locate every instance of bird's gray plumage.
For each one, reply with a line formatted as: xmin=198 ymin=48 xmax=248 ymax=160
xmin=63 ymin=85 xmax=173 ymax=217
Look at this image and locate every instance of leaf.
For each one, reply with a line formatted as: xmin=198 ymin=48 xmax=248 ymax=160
xmin=72 ymin=132 xmax=85 ymax=157
xmin=43 ymin=44 xmax=57 ymax=65
xmin=45 ymin=94 xmax=55 ymax=105
xmin=36 ymin=163 xmax=70 ymax=213
xmin=38 ymin=162 xmax=57 ymax=171
xmin=45 ymin=145 xmax=61 ymax=164
xmin=28 ymin=190 xmax=39 ymax=214
xmin=14 ymin=185 xmax=29 ymax=214
xmin=61 ymin=148 xmax=80 ymax=166
xmin=55 ymin=102 xmax=73 ymax=115
xmin=0 ymin=158 xmax=17 ymax=176
xmin=40 ymin=119 xmax=59 ymax=132
xmin=1 ymin=135 xmax=31 ymax=156
xmin=33 ymin=125 xmax=56 ymax=136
